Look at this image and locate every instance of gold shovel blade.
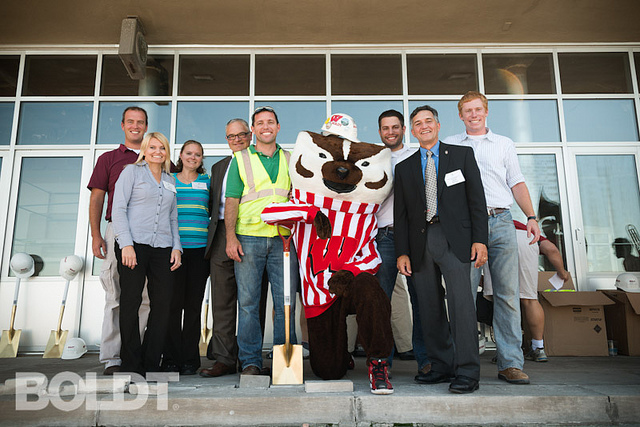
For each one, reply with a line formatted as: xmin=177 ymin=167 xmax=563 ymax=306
xmin=198 ymin=329 xmax=213 ymax=357
xmin=0 ymin=329 xmax=22 ymax=358
xmin=272 ymin=343 xmax=303 ymax=385
xmin=43 ymin=330 xmax=69 ymax=359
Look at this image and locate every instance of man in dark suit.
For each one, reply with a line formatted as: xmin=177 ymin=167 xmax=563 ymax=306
xmin=200 ymin=118 xmax=268 ymax=377
xmin=394 ymin=105 xmax=488 ymax=394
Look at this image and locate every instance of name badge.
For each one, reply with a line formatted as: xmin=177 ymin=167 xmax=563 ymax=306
xmin=192 ymin=181 xmax=207 ymax=190
xmin=444 ymin=169 xmax=465 ymax=187
xmin=162 ymin=180 xmax=177 ymax=193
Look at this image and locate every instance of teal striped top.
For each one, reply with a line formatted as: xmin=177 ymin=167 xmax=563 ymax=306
xmin=173 ymin=173 xmax=210 ymax=249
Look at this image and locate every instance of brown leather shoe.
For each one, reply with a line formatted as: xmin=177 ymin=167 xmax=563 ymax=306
xmin=498 ymin=367 xmax=530 ymax=384
xmin=199 ymin=361 xmax=237 ymax=378
xmin=418 ymin=363 xmax=432 ymax=375
xmin=241 ymin=365 xmax=261 ymax=375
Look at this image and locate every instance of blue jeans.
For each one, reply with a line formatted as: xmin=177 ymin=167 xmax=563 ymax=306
xmin=235 ymin=235 xmax=298 ymax=370
xmin=376 ymin=228 xmax=430 ymax=370
xmin=470 ymin=210 xmax=523 ymax=371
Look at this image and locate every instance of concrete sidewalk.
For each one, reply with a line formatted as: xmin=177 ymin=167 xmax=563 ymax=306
xmin=1 ymin=351 xmax=639 ymax=426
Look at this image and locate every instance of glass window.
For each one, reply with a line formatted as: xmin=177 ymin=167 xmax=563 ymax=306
xmin=558 ymin=52 xmax=633 ymax=94
xmin=179 ymin=55 xmax=249 ymax=96
xmin=22 ymin=55 xmax=97 ymax=96
xmin=514 ymin=154 xmax=567 ymax=270
xmin=11 ymin=157 xmax=83 ymax=276
xmin=635 ymin=52 xmax=640 ymax=89
xmin=257 ymin=102 xmax=326 ymax=145
xmin=489 ymin=100 xmax=560 ymax=142
xmin=331 ymin=55 xmax=402 ymax=95
xmin=101 ymin=55 xmax=174 ymax=96
xmin=576 ymin=155 xmax=640 ymax=273
xmin=255 ymin=55 xmax=325 ymax=96
xmin=177 ymin=102 xmax=249 ymax=145
xmin=483 ymin=54 xmax=555 ymax=94
xmin=407 ymin=54 xmax=477 ymax=95
xmin=564 ymin=99 xmax=638 ymax=142
xmin=17 ymin=102 xmax=92 ymax=145
xmin=0 ymin=56 xmax=20 ymax=96
xmin=0 ymin=102 xmax=14 ymax=145
xmin=97 ymin=102 xmax=171 ymax=144
xmin=202 ymin=155 xmax=228 ymax=175
xmin=331 ymin=101 xmax=402 ymax=144
xmin=408 ymin=100 xmax=461 ymax=141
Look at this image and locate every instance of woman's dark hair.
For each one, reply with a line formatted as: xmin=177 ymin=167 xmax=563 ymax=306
xmin=176 ymin=140 xmax=205 ymax=174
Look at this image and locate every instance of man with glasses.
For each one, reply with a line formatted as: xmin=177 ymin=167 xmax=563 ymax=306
xmin=201 ymin=119 xmax=269 ymax=377
xmin=223 ymin=107 xmax=298 ymax=375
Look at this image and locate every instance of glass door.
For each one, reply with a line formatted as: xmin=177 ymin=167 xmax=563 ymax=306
xmin=566 ymin=147 xmax=640 ymax=290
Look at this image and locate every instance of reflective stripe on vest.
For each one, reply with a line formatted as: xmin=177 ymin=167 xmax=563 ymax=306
xmin=235 ymin=148 xmax=291 ymax=237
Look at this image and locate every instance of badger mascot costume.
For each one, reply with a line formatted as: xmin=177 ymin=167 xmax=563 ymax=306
xmin=262 ymin=114 xmax=395 ymax=394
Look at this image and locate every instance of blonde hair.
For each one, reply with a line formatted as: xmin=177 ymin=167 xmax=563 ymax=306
xmin=136 ymin=132 xmax=172 ymax=172
xmin=457 ymin=91 xmax=489 ymax=115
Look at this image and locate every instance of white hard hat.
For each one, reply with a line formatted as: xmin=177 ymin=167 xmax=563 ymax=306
xmin=10 ymin=252 xmax=35 ymax=279
xmin=60 ymin=255 xmax=84 ymax=281
xmin=615 ymin=272 xmax=640 ymax=293
xmin=61 ymin=337 xmax=88 ymax=360
xmin=321 ymin=113 xmax=360 ymax=142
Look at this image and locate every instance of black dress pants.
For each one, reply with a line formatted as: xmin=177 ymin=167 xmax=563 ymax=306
xmin=164 ymin=247 xmax=209 ymax=369
xmin=116 ymin=243 xmax=174 ymax=375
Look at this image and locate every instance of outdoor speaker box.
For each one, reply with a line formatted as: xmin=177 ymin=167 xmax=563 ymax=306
xmin=118 ymin=17 xmax=147 ymax=80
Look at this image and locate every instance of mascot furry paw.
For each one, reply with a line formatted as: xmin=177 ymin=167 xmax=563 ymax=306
xmin=262 ymin=116 xmax=396 ymax=388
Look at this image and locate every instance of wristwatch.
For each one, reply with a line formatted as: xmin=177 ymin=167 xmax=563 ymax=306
xmin=527 ymin=215 xmax=537 ymax=222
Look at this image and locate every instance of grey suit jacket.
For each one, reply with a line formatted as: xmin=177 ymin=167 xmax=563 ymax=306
xmin=204 ymin=156 xmax=232 ymax=259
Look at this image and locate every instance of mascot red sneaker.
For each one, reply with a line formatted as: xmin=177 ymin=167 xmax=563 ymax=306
xmin=262 ymin=114 xmax=395 ymax=394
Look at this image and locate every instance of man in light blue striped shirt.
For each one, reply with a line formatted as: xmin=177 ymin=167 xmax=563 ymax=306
xmin=444 ymin=91 xmax=541 ymax=386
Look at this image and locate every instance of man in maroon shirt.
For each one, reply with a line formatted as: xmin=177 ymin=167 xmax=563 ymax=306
xmin=87 ymin=106 xmax=150 ymax=375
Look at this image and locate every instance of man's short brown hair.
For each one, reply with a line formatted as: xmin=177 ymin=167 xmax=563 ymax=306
xmin=457 ymin=91 xmax=488 ymax=114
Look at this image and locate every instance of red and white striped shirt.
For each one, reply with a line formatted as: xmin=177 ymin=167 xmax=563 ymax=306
xmin=262 ymin=188 xmax=382 ymax=318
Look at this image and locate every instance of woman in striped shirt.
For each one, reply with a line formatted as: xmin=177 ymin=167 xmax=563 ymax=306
xmin=163 ymin=140 xmax=211 ymax=375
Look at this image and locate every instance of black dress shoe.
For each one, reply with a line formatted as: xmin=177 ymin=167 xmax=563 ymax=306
xmin=181 ymin=365 xmax=198 ymax=375
xmin=449 ymin=375 xmax=479 ymax=394
xmin=396 ymin=350 xmax=416 ymax=360
xmin=414 ymin=370 xmax=454 ymax=384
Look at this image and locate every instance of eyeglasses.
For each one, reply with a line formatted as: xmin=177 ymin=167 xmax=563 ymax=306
xmin=226 ymin=131 xmax=250 ymax=141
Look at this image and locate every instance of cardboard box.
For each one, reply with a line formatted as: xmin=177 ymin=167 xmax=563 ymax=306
xmin=601 ymin=290 xmax=640 ymax=356
xmin=537 ymin=272 xmax=614 ymax=356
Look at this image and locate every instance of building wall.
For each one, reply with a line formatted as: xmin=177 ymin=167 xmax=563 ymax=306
xmin=0 ymin=44 xmax=639 ymax=351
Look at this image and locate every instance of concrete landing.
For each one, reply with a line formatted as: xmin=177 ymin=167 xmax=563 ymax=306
xmin=1 ymin=351 xmax=639 ymax=426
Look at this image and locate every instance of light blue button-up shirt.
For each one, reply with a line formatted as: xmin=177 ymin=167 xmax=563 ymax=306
xmin=112 ymin=161 xmax=182 ymax=252
xmin=419 ymin=140 xmax=440 ymax=185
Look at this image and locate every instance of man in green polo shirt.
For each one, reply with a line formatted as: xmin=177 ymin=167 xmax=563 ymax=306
xmin=224 ymin=106 xmax=298 ymax=375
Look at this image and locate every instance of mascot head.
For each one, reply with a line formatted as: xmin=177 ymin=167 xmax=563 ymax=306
xmin=290 ymin=114 xmax=392 ymax=205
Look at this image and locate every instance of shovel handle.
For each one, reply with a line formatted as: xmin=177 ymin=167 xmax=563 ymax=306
xmin=55 ymin=305 xmax=65 ymax=333
xmin=12 ymin=278 xmax=21 ymax=304
xmin=61 ymin=280 xmax=71 ymax=306
xmin=8 ymin=305 xmax=17 ymax=332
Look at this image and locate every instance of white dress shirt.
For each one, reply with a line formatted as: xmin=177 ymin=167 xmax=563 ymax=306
xmin=443 ymin=128 xmax=525 ymax=209
xmin=377 ymin=143 xmax=416 ymax=228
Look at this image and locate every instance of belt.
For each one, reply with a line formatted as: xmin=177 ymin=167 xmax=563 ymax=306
xmin=487 ymin=207 xmax=508 ymax=217
xmin=379 ymin=226 xmax=394 ymax=233
xmin=427 ymin=216 xmax=440 ymax=225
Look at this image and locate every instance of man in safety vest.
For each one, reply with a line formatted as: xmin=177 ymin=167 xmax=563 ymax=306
xmin=224 ymin=106 xmax=298 ymax=375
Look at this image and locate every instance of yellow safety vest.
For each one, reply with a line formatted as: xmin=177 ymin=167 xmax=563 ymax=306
xmin=235 ymin=147 xmax=291 ymax=237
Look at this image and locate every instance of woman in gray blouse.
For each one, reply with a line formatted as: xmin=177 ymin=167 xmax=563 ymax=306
xmin=112 ymin=132 xmax=182 ymax=375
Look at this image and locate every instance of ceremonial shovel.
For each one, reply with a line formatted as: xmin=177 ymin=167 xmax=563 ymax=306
xmin=199 ymin=278 xmax=213 ymax=356
xmin=43 ymin=278 xmax=71 ymax=358
xmin=0 ymin=277 xmax=23 ymax=358
xmin=272 ymin=223 xmax=303 ymax=385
